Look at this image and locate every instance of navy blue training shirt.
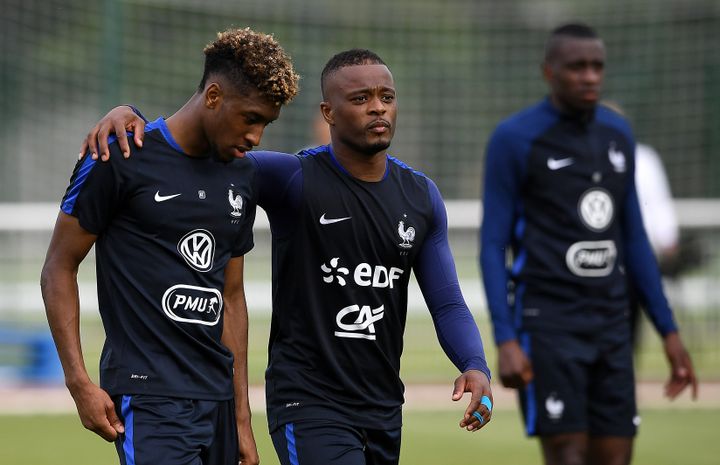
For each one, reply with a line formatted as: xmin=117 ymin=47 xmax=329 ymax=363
xmin=249 ymin=146 xmax=489 ymax=430
xmin=480 ymin=98 xmax=677 ymax=345
xmin=61 ymin=118 xmax=257 ymax=399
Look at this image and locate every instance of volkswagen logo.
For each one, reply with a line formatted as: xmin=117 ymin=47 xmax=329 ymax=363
xmin=177 ymin=229 xmax=215 ymax=272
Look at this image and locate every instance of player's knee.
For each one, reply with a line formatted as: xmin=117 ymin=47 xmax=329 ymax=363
xmin=542 ymin=436 xmax=587 ymax=465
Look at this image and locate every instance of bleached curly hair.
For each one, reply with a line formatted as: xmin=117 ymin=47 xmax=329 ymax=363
xmin=200 ymin=27 xmax=299 ymax=106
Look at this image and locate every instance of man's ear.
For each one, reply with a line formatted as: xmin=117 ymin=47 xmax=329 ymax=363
xmin=320 ymin=101 xmax=334 ymax=126
xmin=541 ymin=62 xmax=552 ymax=84
xmin=204 ymin=82 xmax=222 ymax=109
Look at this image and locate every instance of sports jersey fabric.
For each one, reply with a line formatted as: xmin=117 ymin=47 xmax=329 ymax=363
xmin=61 ymin=117 xmax=257 ymax=399
xmin=480 ymin=98 xmax=677 ymax=344
xmin=249 ymin=145 xmax=489 ymax=430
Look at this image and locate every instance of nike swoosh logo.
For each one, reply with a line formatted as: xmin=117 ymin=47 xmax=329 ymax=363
xmin=154 ymin=191 xmax=182 ymax=202
xmin=319 ymin=213 xmax=352 ymax=225
xmin=547 ymin=157 xmax=575 ymax=170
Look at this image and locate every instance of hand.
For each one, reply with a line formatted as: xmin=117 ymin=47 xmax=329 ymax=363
xmin=237 ymin=419 xmax=259 ymax=465
xmin=453 ymin=369 xmax=493 ymax=432
xmin=80 ymin=106 xmax=146 ymax=162
xmin=497 ymin=339 xmax=533 ymax=389
xmin=663 ymin=332 xmax=698 ymax=400
xmin=68 ymin=380 xmax=124 ymax=442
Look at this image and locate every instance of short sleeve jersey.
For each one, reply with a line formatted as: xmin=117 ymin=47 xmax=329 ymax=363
xmin=61 ymin=118 xmax=257 ymax=399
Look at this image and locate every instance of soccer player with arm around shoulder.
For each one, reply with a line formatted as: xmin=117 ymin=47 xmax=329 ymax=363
xmin=41 ymin=27 xmax=298 ymax=465
xmin=80 ymin=49 xmax=492 ymax=465
xmin=480 ymin=23 xmax=697 ymax=465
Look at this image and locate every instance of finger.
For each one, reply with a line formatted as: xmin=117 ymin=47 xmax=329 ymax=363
xmin=90 ymin=417 xmax=119 ymax=442
xmin=468 ymin=409 xmax=490 ymax=432
xmin=106 ymin=402 xmax=125 ymax=434
xmin=98 ymin=125 xmax=112 ymax=162
xmin=87 ymin=127 xmax=100 ymax=160
xmin=116 ymin=125 xmax=130 ymax=158
xmin=451 ymin=376 xmax=466 ymax=401
xmin=79 ymin=138 xmax=88 ymax=160
xmin=131 ymin=121 xmax=146 ymax=148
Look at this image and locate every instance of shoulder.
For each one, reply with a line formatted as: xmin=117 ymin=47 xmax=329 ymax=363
xmin=492 ymin=99 xmax=559 ymax=141
xmin=249 ymin=149 xmax=300 ymax=167
xmin=487 ymin=99 xmax=559 ymax=159
xmin=387 ymin=155 xmax=431 ymax=187
xmin=595 ymin=105 xmax=635 ymax=144
xmin=387 ymin=155 xmax=442 ymax=202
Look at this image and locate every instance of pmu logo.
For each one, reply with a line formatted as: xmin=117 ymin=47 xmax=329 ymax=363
xmin=334 ymin=304 xmax=385 ymax=340
xmin=566 ymin=240 xmax=617 ymax=277
xmin=162 ymin=284 xmax=222 ymax=326
xmin=178 ymin=229 xmax=215 ymax=272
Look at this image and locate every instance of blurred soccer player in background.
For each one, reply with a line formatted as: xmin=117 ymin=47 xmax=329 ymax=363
xmin=41 ymin=28 xmax=298 ymax=465
xmin=480 ymin=23 xmax=697 ymax=465
xmin=82 ymin=49 xmax=493 ymax=465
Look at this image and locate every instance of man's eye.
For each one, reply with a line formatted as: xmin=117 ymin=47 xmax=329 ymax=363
xmin=352 ymin=96 xmax=367 ymax=103
xmin=382 ymin=95 xmax=395 ymax=103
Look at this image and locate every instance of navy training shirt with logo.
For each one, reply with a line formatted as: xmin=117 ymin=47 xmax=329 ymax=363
xmin=480 ymin=98 xmax=677 ymax=344
xmin=61 ymin=118 xmax=257 ymax=400
xmin=249 ymin=146 xmax=490 ymax=431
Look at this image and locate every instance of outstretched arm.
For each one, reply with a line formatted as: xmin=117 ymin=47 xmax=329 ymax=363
xmin=40 ymin=213 xmax=124 ymax=441
xmin=80 ymin=105 xmax=146 ymax=161
xmin=222 ymin=257 xmax=259 ymax=465
xmin=414 ymin=178 xmax=492 ymax=432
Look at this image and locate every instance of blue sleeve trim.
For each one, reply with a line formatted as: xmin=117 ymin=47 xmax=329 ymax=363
xmin=126 ymin=104 xmax=149 ymax=123
xmin=61 ymin=153 xmax=99 ymax=214
xmin=146 ymin=117 xmax=183 ymax=153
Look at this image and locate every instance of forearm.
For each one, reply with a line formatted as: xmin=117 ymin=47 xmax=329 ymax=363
xmin=426 ymin=286 xmax=490 ymax=379
xmin=40 ymin=265 xmax=91 ymax=388
xmin=222 ymin=296 xmax=252 ymax=424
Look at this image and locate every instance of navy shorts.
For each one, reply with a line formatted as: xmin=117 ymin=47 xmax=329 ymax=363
xmin=113 ymin=395 xmax=238 ymax=465
xmin=271 ymin=420 xmax=401 ymax=465
xmin=518 ymin=324 xmax=638 ymax=437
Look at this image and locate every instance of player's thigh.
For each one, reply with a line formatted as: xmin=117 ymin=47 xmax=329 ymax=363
xmin=202 ymin=399 xmax=239 ymax=465
xmin=518 ymin=330 xmax=593 ymax=436
xmin=271 ymin=421 xmax=367 ymax=465
xmin=587 ymin=327 xmax=637 ymax=437
xmin=113 ymin=395 xmax=221 ymax=465
xmin=364 ymin=427 xmax=401 ymax=465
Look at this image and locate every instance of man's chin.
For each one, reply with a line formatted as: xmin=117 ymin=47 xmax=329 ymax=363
xmin=364 ymin=139 xmax=391 ymax=155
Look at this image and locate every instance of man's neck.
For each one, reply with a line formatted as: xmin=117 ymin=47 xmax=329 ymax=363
xmin=331 ymin=142 xmax=387 ymax=182
xmin=165 ymin=97 xmax=209 ymax=157
xmin=549 ymin=95 xmax=595 ymax=122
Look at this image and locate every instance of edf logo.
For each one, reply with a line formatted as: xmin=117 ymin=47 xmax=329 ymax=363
xmin=321 ymin=257 xmax=404 ymax=289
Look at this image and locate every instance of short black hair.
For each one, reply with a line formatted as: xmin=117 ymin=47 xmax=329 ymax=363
xmin=320 ymin=49 xmax=386 ymax=98
xmin=545 ymin=23 xmax=600 ymax=61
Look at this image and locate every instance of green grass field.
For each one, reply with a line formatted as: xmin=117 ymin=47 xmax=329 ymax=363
xmin=55 ymin=313 xmax=720 ymax=384
xmin=1 ymin=409 xmax=718 ymax=465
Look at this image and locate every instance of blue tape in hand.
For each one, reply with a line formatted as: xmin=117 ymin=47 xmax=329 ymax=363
xmin=472 ymin=411 xmax=484 ymax=424
xmin=481 ymin=395 xmax=493 ymax=412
